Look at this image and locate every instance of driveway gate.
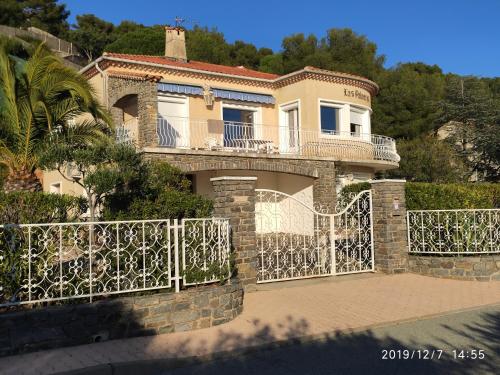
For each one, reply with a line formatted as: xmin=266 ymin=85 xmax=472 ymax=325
xmin=255 ymin=189 xmax=374 ymax=283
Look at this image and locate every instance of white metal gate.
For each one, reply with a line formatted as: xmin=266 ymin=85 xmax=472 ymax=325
xmin=255 ymin=189 xmax=374 ymax=283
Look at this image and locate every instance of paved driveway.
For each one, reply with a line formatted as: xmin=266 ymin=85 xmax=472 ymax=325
xmin=164 ymin=304 xmax=500 ymax=375
xmin=1 ymin=273 xmax=500 ymax=375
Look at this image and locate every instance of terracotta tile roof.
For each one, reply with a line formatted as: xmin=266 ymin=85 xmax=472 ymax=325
xmin=103 ymin=53 xmax=280 ymax=80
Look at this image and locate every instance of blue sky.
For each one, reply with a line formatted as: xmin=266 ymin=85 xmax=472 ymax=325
xmin=62 ymin=0 xmax=500 ymax=77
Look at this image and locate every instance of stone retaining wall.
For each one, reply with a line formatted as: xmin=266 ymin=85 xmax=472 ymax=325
xmin=0 ymin=281 xmax=243 ymax=356
xmin=409 ymin=255 xmax=500 ymax=281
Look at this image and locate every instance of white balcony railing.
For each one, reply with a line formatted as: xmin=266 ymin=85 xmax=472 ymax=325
xmin=115 ymin=117 xmax=138 ymax=144
xmin=155 ymin=117 xmax=400 ymax=163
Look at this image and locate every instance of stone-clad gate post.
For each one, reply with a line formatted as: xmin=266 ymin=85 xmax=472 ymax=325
xmin=211 ymin=176 xmax=258 ymax=291
xmin=370 ymin=179 xmax=409 ymax=274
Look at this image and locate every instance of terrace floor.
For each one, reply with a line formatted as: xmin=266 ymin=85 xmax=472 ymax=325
xmin=1 ymin=273 xmax=500 ymax=375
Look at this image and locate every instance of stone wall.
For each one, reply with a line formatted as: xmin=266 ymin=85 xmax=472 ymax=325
xmin=370 ymin=179 xmax=408 ymax=274
xmin=146 ymin=151 xmax=336 ymax=212
xmin=0 ymin=282 xmax=243 ymax=356
xmin=409 ymin=255 xmax=500 ymax=281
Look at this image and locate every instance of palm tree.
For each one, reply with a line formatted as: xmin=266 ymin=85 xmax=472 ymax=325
xmin=0 ymin=43 xmax=111 ymax=192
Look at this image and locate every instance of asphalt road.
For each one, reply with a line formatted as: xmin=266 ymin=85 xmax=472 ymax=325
xmin=159 ymin=304 xmax=500 ymax=375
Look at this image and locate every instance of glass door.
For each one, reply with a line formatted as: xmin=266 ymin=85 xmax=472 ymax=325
xmin=157 ymin=96 xmax=189 ymax=147
xmin=280 ymin=106 xmax=299 ymax=153
xmin=223 ymin=108 xmax=254 ymax=149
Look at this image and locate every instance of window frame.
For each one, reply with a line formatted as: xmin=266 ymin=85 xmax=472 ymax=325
xmin=318 ymin=100 xmax=343 ymax=137
xmin=220 ymin=101 xmax=263 ymax=138
xmin=349 ymin=105 xmax=368 ymax=137
xmin=50 ymin=182 xmax=62 ymax=195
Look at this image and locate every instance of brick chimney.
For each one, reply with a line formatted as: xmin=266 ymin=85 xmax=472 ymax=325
xmin=165 ymin=26 xmax=187 ymax=62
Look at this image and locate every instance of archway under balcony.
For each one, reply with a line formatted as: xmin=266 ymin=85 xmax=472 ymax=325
xmin=111 ymin=94 xmax=139 ymax=143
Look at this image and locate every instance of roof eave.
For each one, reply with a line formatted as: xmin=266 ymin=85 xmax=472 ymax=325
xmin=79 ymin=56 xmax=104 ymax=75
xmin=87 ymin=56 xmax=276 ymax=83
xmin=80 ymin=56 xmax=379 ymax=95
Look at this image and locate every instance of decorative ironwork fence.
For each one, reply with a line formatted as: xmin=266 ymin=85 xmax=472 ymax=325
xmin=407 ymin=209 xmax=500 ymax=254
xmin=255 ymin=189 xmax=373 ymax=283
xmin=0 ymin=218 xmax=231 ymax=307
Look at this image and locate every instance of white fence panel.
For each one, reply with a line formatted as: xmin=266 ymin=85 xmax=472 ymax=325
xmin=0 ymin=218 xmax=230 ymax=307
xmin=407 ymin=209 xmax=500 ymax=254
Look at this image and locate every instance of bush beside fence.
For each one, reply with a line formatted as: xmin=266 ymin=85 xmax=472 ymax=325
xmin=405 ymin=183 xmax=500 ymax=210
xmin=340 ymin=182 xmax=499 ymax=210
xmin=0 ymin=192 xmax=87 ymax=224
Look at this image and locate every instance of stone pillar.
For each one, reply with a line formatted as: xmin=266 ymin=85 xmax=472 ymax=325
xmin=370 ymin=179 xmax=408 ymax=274
xmin=110 ymin=107 xmax=123 ymax=128
xmin=211 ymin=176 xmax=258 ymax=290
xmin=312 ymin=161 xmax=336 ymax=213
xmin=106 ymin=76 xmax=157 ymax=148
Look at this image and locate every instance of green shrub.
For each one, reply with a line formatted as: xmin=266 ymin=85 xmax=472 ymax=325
xmin=339 ymin=182 xmax=371 ymax=199
xmin=339 ymin=181 xmax=499 ymax=210
xmin=405 ymin=183 xmax=500 ymax=210
xmin=0 ymin=192 xmax=87 ymax=224
xmin=102 ymin=161 xmax=213 ymax=221
xmin=104 ymin=189 xmax=213 ymax=221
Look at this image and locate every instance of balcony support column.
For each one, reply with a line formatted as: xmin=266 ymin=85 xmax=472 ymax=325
xmin=312 ymin=161 xmax=336 ymax=213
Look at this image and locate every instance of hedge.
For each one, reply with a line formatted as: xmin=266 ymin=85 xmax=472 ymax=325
xmin=0 ymin=191 xmax=87 ymax=224
xmin=404 ymin=183 xmax=499 ymax=210
xmin=103 ymin=189 xmax=213 ymax=221
xmin=339 ymin=182 xmax=499 ymax=210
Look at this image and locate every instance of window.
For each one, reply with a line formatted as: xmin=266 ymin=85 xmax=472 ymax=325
xmin=320 ymin=106 xmax=339 ymax=134
xmin=50 ymin=182 xmax=61 ymax=194
xmin=350 ymin=107 xmax=366 ymax=137
xmin=350 ymin=123 xmax=361 ymax=137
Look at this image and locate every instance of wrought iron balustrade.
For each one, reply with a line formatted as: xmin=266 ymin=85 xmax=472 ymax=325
xmin=155 ymin=117 xmax=400 ymax=163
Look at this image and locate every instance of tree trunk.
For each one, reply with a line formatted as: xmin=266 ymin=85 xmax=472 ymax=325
xmin=3 ymin=169 xmax=42 ymax=193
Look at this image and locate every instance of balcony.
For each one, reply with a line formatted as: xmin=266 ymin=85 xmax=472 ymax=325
xmin=127 ymin=117 xmax=399 ymax=164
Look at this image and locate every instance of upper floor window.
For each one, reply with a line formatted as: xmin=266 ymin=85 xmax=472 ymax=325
xmin=50 ymin=182 xmax=61 ymax=194
xmin=350 ymin=107 xmax=368 ymax=137
xmin=320 ymin=105 xmax=340 ymax=135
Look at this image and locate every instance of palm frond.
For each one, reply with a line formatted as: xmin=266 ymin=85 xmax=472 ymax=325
xmin=0 ymin=43 xmax=112 ymax=181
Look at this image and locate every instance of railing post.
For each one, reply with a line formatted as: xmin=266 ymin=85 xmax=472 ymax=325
xmin=88 ymin=224 xmax=93 ymax=303
xmin=116 ymin=223 xmax=120 ymax=292
xmin=173 ymin=219 xmax=180 ymax=293
xmin=28 ymin=227 xmax=32 ymax=303
xmin=330 ymin=214 xmax=336 ymax=275
xmin=59 ymin=225 xmax=63 ymax=298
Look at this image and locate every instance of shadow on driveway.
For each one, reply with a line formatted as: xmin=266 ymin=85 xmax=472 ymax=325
xmin=60 ymin=305 xmax=500 ymax=375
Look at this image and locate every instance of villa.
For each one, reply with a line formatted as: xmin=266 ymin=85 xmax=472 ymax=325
xmin=42 ymin=26 xmax=400 ymax=211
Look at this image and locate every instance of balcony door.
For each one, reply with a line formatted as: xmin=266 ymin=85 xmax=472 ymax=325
xmin=280 ymin=102 xmax=299 ymax=153
xmin=157 ymin=95 xmax=189 ymax=148
xmin=222 ymin=107 xmax=255 ymax=148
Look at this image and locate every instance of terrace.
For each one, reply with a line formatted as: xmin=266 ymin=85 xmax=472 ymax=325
xmin=117 ymin=117 xmax=400 ymax=164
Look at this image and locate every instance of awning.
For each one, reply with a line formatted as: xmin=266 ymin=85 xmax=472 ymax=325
xmin=157 ymin=83 xmax=203 ymax=95
xmin=212 ymin=89 xmax=275 ymax=104
xmin=157 ymin=83 xmax=275 ymax=105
